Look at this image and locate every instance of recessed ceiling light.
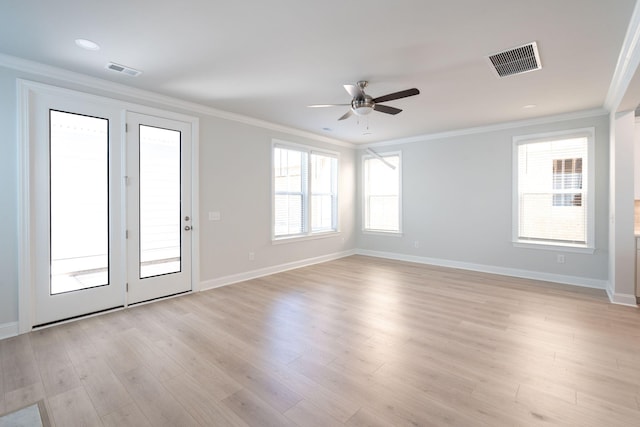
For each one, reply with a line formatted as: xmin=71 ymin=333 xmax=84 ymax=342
xmin=75 ymin=39 xmax=100 ymax=51
xmin=523 ymin=104 xmax=537 ymax=109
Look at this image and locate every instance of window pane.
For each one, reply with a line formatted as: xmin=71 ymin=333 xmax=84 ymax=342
xmin=50 ymin=110 xmax=109 ymax=294
xmin=311 ymin=194 xmax=334 ymax=231
xmin=274 ymin=147 xmax=307 ymax=237
xmin=139 ymin=125 xmax=181 ymax=278
xmin=368 ymin=195 xmax=399 ymax=231
xmin=274 ymin=147 xmax=304 ymax=193
xmin=517 ymin=137 xmax=587 ymax=244
xmin=311 ymin=153 xmax=337 ymax=232
xmin=364 ymin=155 xmax=400 ymax=232
xmin=275 ymin=194 xmax=303 ymax=235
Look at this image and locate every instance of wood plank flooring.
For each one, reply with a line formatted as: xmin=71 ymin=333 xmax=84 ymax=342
xmin=1 ymin=255 xmax=639 ymax=426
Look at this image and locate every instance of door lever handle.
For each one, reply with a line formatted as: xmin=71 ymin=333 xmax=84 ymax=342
xmin=184 ymin=225 xmax=192 ymax=231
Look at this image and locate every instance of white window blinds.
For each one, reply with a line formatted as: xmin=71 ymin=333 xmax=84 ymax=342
xmin=274 ymin=146 xmax=307 ymax=237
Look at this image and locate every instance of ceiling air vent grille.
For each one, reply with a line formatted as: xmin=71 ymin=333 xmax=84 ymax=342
xmin=106 ymin=62 xmax=142 ymax=77
xmin=488 ymin=42 xmax=541 ymax=78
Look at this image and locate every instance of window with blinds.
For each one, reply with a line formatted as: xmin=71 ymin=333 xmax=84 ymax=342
xmin=273 ymin=142 xmax=338 ymax=239
xmin=514 ymin=129 xmax=594 ymax=248
xmin=274 ymin=146 xmax=307 ymax=237
xmin=363 ymin=152 xmax=401 ymax=233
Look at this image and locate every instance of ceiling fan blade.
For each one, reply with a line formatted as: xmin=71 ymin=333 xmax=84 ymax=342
xmin=308 ymin=104 xmax=350 ymax=108
xmin=338 ymin=109 xmax=353 ymax=121
xmin=374 ymin=104 xmax=402 ymax=115
xmin=373 ymin=88 xmax=420 ymax=104
xmin=344 ymin=84 xmax=364 ymax=98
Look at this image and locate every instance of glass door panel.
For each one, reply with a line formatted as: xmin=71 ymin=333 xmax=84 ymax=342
xmin=139 ymin=125 xmax=181 ymax=278
xmin=50 ymin=110 xmax=110 ymax=294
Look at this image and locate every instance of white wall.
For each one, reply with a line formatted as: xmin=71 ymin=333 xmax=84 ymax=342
xmin=197 ymin=116 xmax=356 ymax=286
xmin=0 ymin=62 xmax=357 ymax=332
xmin=357 ymin=114 xmax=611 ymax=286
xmin=609 ymin=111 xmax=637 ymax=304
xmin=0 ymin=66 xmax=19 ymax=326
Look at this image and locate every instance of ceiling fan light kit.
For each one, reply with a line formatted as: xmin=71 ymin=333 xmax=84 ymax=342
xmin=309 ymin=80 xmax=420 ymax=121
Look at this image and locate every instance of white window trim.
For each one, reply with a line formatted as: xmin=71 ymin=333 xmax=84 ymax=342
xmin=271 ymin=139 xmax=340 ymax=242
xmin=512 ymin=127 xmax=595 ymax=253
xmin=362 ymin=150 xmax=403 ymax=235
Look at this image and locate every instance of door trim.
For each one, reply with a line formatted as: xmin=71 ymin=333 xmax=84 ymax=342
xmin=17 ymin=80 xmax=200 ymax=333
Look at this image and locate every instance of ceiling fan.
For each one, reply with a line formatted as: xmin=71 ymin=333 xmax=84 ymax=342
xmin=309 ymin=81 xmax=420 ymax=121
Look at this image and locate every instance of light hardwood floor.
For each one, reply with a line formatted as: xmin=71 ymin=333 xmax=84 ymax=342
xmin=1 ymin=255 xmax=639 ymax=426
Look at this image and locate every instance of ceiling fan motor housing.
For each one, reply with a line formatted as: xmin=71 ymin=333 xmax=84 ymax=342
xmin=351 ymin=95 xmax=375 ymax=116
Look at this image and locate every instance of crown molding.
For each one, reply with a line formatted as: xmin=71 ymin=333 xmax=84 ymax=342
xmin=359 ymin=108 xmax=608 ymax=149
xmin=0 ymin=53 xmax=353 ymax=149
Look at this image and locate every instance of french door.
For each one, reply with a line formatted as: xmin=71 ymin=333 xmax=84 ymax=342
xmin=125 ymin=112 xmax=192 ymax=304
xmin=27 ymin=86 xmax=193 ymax=326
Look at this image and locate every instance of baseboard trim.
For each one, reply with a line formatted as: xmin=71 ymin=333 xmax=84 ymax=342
xmin=199 ymin=249 xmax=357 ymax=292
xmin=0 ymin=322 xmax=19 ymax=340
xmin=606 ymin=288 xmax=639 ymax=306
xmin=356 ymin=249 xmax=609 ymax=290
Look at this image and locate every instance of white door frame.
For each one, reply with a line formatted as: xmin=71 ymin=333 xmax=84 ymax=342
xmin=17 ymin=80 xmax=200 ymax=333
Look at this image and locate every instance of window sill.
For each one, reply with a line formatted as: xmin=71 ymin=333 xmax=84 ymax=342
xmin=272 ymin=231 xmax=340 ymax=245
xmin=362 ymin=230 xmax=403 ymax=237
xmin=513 ymin=240 xmax=595 ymax=254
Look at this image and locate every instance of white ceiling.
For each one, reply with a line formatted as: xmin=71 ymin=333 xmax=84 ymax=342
xmin=0 ymin=0 xmax=637 ymax=144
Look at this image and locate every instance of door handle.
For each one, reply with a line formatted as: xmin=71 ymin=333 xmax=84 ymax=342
xmin=184 ymin=225 xmax=192 ymax=231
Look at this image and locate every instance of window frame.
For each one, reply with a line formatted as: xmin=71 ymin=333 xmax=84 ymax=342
xmin=512 ymin=128 xmax=595 ymax=253
xmin=271 ymin=140 xmax=339 ymax=242
xmin=362 ymin=150 xmax=403 ymax=235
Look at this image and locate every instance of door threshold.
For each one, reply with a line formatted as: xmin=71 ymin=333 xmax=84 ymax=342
xmin=32 ymin=305 xmax=126 ymax=330
xmin=127 ymin=290 xmax=192 ymax=307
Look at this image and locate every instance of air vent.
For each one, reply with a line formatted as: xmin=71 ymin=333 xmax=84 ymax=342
xmin=106 ymin=62 xmax=142 ymax=77
xmin=488 ymin=42 xmax=541 ymax=78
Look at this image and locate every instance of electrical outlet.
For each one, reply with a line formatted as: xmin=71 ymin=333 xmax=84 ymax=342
xmin=414 ymin=240 xmax=420 ymax=248
xmin=557 ymin=254 xmax=565 ymax=264
xmin=248 ymin=252 xmax=255 ymax=261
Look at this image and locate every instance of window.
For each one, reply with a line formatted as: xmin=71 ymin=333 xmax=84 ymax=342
xmin=273 ymin=142 xmax=338 ymax=239
xmin=363 ymin=152 xmax=401 ymax=233
xmin=310 ymin=152 xmax=338 ymax=232
xmin=513 ymin=128 xmax=594 ymax=249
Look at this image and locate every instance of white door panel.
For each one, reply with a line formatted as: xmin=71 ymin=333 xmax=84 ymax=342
xmin=126 ymin=112 xmax=192 ymax=304
xmin=31 ymin=92 xmax=125 ymax=325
